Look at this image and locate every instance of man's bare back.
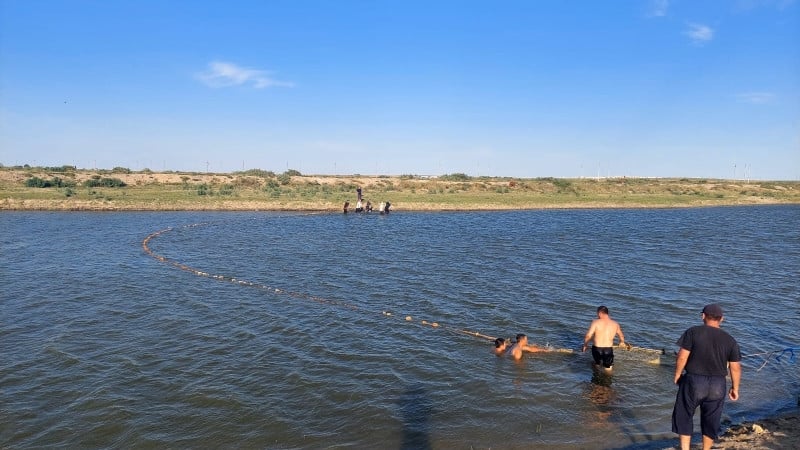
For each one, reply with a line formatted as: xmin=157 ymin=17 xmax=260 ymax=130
xmin=586 ymin=316 xmax=622 ymax=348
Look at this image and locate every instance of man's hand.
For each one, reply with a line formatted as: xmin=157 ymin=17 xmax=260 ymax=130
xmin=729 ymin=387 xmax=739 ymax=401
xmin=674 ymin=348 xmax=690 ymax=385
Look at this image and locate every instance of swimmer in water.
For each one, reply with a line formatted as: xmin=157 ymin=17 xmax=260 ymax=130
xmin=494 ymin=337 xmax=509 ymax=355
xmin=507 ymin=334 xmax=549 ymax=360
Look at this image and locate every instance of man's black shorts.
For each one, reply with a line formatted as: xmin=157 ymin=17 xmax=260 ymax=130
xmin=591 ymin=346 xmax=614 ymax=368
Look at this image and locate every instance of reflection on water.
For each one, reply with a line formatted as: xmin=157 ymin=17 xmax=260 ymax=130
xmin=1 ymin=207 xmax=798 ymax=448
xmin=591 ymin=367 xmax=615 ymax=390
xmin=399 ymin=383 xmax=433 ymax=450
xmin=582 ymin=366 xmax=618 ymax=431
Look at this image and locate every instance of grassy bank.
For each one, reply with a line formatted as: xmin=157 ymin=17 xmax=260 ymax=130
xmin=1 ymin=166 xmax=799 ymax=211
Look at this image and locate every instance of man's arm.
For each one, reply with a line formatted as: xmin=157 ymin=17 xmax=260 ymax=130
xmin=616 ymin=323 xmax=626 ymax=347
xmin=674 ymin=348 xmax=690 ymax=384
xmin=582 ymin=322 xmax=596 ymax=352
xmin=523 ymin=344 xmax=547 ymax=353
xmin=728 ymin=361 xmax=741 ymax=401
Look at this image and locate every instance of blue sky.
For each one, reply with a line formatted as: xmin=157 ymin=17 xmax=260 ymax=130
xmin=1 ymin=0 xmax=798 ymax=179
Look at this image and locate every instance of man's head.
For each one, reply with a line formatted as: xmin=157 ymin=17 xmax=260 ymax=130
xmin=515 ymin=333 xmax=527 ymax=344
xmin=494 ymin=338 xmax=506 ymax=349
xmin=597 ymin=305 xmax=609 ymax=317
xmin=702 ymin=304 xmax=724 ymax=321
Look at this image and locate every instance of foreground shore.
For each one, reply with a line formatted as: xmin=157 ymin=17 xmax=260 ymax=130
xmin=1 ymin=167 xmax=799 ymax=211
xmin=626 ymin=413 xmax=800 ymax=449
xmin=711 ymin=414 xmax=799 ymax=449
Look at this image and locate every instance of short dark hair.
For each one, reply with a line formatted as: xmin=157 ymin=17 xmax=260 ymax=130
xmin=494 ymin=338 xmax=506 ymax=348
xmin=597 ymin=306 xmax=609 ymax=315
xmin=516 ymin=333 xmax=526 ymax=341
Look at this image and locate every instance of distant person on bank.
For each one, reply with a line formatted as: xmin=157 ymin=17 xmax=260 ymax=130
xmin=672 ymin=303 xmax=741 ymax=450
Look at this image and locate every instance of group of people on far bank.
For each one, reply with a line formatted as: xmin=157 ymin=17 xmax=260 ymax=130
xmin=343 ymin=199 xmax=390 ymax=214
xmin=496 ymin=304 xmax=741 ymax=450
xmin=343 ymin=187 xmax=391 ymax=214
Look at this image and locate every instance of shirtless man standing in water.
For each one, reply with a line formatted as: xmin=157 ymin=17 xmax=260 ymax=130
xmin=582 ymin=306 xmax=627 ymax=371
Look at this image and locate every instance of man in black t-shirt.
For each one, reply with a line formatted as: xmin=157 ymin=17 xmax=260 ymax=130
xmin=672 ymin=303 xmax=742 ymax=450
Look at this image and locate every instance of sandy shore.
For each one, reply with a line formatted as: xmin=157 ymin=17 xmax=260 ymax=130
xmin=711 ymin=414 xmax=799 ymax=449
xmin=621 ymin=413 xmax=800 ymax=449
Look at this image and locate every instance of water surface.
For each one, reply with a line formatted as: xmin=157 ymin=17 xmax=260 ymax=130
xmin=1 ymin=206 xmax=798 ymax=448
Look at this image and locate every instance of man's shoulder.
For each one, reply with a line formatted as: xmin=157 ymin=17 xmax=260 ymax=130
xmin=599 ymin=318 xmax=618 ymax=327
xmin=712 ymin=326 xmax=738 ymax=342
xmin=688 ymin=325 xmax=737 ymax=342
xmin=682 ymin=324 xmax=707 ymax=335
xmin=677 ymin=325 xmax=703 ymax=346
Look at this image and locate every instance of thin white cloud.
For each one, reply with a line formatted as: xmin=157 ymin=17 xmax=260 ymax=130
xmin=647 ymin=0 xmax=670 ymax=17
xmin=735 ymin=92 xmax=776 ymax=104
xmin=684 ymin=23 xmax=714 ymax=44
xmin=196 ymin=61 xmax=294 ymax=89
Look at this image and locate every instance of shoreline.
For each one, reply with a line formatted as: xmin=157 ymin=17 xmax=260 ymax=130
xmin=2 ymin=203 xmax=798 ymax=212
xmin=1 ymin=197 xmax=797 ymax=212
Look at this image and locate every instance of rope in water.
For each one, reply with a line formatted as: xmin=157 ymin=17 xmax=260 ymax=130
xmin=741 ymin=347 xmax=798 ymax=372
xmin=142 ymin=221 xmax=505 ymax=345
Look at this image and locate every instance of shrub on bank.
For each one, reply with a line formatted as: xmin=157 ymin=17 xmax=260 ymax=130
xmin=84 ymin=177 xmax=126 ymax=188
xmin=440 ymin=173 xmax=471 ymax=182
xmin=237 ymin=169 xmax=276 ymax=179
xmin=25 ymin=176 xmax=76 ymax=188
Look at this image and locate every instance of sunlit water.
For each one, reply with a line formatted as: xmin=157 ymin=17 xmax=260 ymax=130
xmin=1 ymin=206 xmax=798 ymax=449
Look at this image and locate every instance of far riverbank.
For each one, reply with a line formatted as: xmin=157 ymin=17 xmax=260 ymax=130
xmin=1 ymin=167 xmax=799 ymax=211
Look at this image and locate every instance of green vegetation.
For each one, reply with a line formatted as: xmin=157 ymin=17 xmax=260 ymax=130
xmin=1 ymin=166 xmax=799 ymax=211
xmin=25 ymin=176 xmax=76 ymax=188
xmin=237 ymin=169 xmax=276 ymax=178
xmin=83 ymin=177 xmax=127 ymax=188
xmin=439 ymin=173 xmax=471 ymax=182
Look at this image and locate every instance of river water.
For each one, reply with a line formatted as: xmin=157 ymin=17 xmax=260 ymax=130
xmin=1 ymin=206 xmax=798 ymax=449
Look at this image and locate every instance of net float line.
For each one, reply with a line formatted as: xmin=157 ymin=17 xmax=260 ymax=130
xmin=142 ymin=221 xmax=503 ymax=344
xmin=142 ymin=221 xmax=670 ymax=358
